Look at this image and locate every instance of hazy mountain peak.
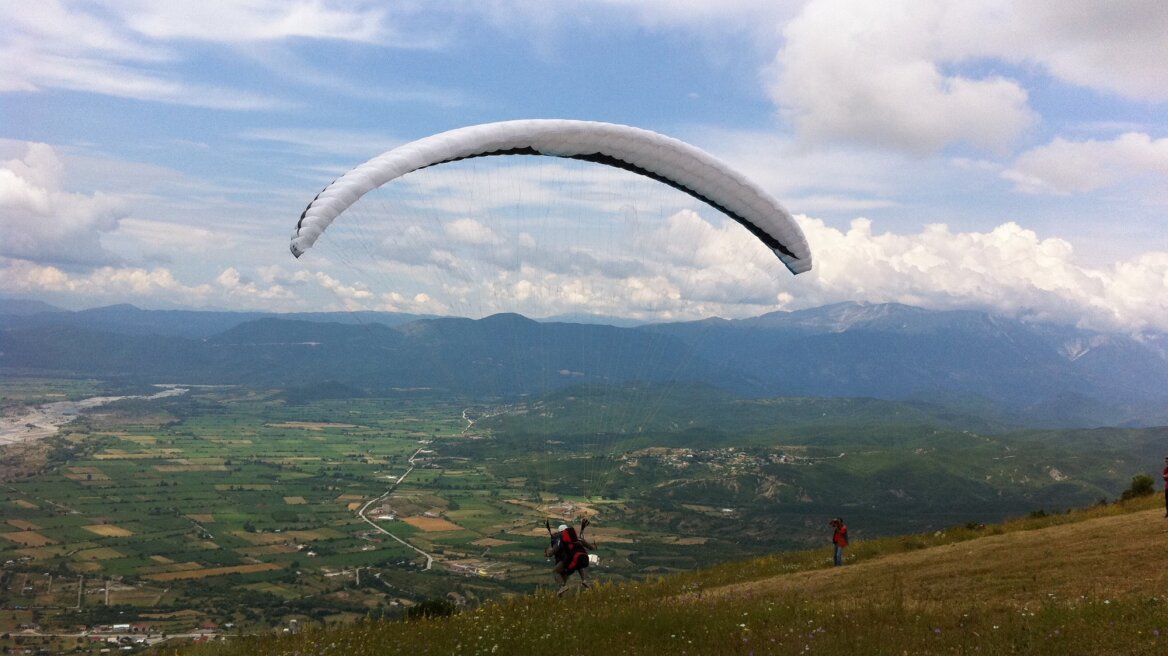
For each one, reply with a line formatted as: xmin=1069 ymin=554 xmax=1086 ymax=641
xmin=80 ymin=303 xmax=143 ymax=314
xmin=0 ymin=298 xmax=66 ymax=316
xmin=1058 ymin=335 xmax=1113 ymax=362
xmin=481 ymin=312 xmax=537 ymax=325
xmin=806 ymin=302 xmax=926 ymax=332
xmin=744 ymin=302 xmax=928 ymax=332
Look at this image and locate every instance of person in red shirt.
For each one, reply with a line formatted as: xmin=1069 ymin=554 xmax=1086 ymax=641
xmin=1162 ymin=456 xmax=1168 ymax=517
xmin=830 ymin=517 xmax=849 ymax=566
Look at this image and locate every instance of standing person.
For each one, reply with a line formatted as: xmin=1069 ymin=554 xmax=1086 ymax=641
xmin=1162 ymin=456 xmax=1168 ymax=517
xmin=830 ymin=517 xmax=849 ymax=566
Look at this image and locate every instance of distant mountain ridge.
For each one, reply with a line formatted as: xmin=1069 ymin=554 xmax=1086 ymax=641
xmin=0 ymin=301 xmax=431 ymax=338
xmin=2 ymin=301 xmax=1166 ymax=427
xmin=0 ymin=298 xmax=66 ymax=316
xmin=650 ymin=302 xmax=1168 ymax=400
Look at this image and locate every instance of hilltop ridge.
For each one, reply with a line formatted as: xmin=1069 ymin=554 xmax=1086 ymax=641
xmin=184 ymin=497 xmax=1168 ymax=655
xmin=708 ymin=507 xmax=1165 ymax=609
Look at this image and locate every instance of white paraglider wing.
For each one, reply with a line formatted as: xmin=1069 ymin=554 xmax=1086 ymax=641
xmin=291 ymin=119 xmax=812 ymax=275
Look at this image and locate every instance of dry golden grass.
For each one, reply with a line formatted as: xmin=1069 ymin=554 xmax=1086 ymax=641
xmin=139 ymin=561 xmax=210 ymax=575
xmin=18 ymin=546 xmax=69 ymax=559
xmin=472 ymin=537 xmax=514 ymax=547
xmin=266 ymin=421 xmax=360 ymax=431
xmin=74 ymin=547 xmax=125 ymax=561
xmin=233 ymin=528 xmax=343 ymax=545
xmin=65 ymin=466 xmax=109 ymax=480
xmin=180 ymin=499 xmax=1168 ymax=656
xmin=238 ymin=544 xmax=301 ymax=557
xmin=106 ymin=586 xmax=169 ymax=605
xmin=83 ymin=524 xmax=133 ymax=537
xmin=145 ymin=562 xmax=282 ymax=581
xmin=154 ymin=464 xmax=229 ymax=472
xmin=283 ymin=496 xmax=308 ymax=505
xmin=402 ymin=516 xmax=463 ymax=532
xmin=0 ymin=531 xmax=55 ymax=546
xmin=6 ymin=519 xmax=41 ymax=530
xmin=707 ymin=508 xmax=1168 ymax=609
xmin=115 ymin=434 xmax=158 ymax=444
xmin=94 ymin=451 xmax=170 ymax=459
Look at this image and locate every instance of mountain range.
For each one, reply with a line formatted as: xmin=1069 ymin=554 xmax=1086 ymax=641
xmin=2 ymin=299 xmax=1166 ymax=427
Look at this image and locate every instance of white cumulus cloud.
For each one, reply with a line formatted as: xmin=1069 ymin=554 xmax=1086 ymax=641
xmin=797 ymin=217 xmax=1168 ymax=332
xmin=1011 ymin=0 xmax=1168 ymax=102
xmin=769 ymin=0 xmax=1168 ymax=154
xmin=1003 ymin=132 xmax=1168 ymax=195
xmin=0 ymin=143 xmax=126 ymax=267
xmin=0 ymin=259 xmax=213 ymax=305
xmin=771 ymin=0 xmax=1037 ymax=154
xmin=444 ymin=218 xmax=505 ymax=246
xmin=277 ymin=203 xmax=1168 ymax=331
xmin=216 ymin=267 xmax=296 ymax=302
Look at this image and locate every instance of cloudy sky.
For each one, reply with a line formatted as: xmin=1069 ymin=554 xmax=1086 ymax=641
xmin=2 ymin=1 xmax=1166 ymax=331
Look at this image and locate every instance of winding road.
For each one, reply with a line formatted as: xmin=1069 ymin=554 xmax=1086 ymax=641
xmin=355 ymin=446 xmax=434 ymax=570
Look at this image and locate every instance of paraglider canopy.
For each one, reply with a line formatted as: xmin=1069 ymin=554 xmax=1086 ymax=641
xmin=291 ymin=119 xmax=812 ymax=276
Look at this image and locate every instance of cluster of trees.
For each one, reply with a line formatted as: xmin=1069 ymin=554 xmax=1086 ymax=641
xmin=1121 ymin=474 xmax=1156 ymax=501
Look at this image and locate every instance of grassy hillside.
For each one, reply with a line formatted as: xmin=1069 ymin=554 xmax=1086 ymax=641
xmin=173 ymin=495 xmax=1167 ymax=655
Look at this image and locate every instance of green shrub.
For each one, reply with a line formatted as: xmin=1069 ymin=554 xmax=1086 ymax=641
xmin=403 ymin=598 xmax=458 ymax=620
xmin=1120 ymin=473 xmax=1155 ymax=500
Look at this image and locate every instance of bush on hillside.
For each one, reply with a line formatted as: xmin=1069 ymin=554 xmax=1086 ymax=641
xmin=1120 ymin=473 xmax=1155 ymax=500
xmin=403 ymin=598 xmax=458 ymax=620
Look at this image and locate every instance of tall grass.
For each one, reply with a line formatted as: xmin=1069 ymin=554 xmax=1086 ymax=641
xmin=170 ymin=495 xmax=1166 ymax=656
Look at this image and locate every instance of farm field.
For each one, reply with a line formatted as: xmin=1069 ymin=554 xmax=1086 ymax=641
xmin=0 ymin=382 xmax=531 ymax=642
xmin=1 ymin=376 xmax=1163 ymax=650
xmin=1 ymin=380 xmax=708 ymax=645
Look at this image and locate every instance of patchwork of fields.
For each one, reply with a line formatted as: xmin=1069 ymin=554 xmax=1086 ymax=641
xmin=2 ymin=377 xmax=1162 ymax=648
xmin=0 ymin=383 xmax=597 ymax=637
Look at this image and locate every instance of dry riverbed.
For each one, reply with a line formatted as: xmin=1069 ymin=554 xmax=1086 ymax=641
xmin=0 ymin=387 xmax=188 ymax=446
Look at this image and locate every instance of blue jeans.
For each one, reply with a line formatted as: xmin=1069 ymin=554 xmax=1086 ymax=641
xmin=833 ymin=544 xmax=843 ymax=566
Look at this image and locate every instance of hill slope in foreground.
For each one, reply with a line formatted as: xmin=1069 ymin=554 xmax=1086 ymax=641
xmin=182 ymin=499 xmax=1167 ymax=656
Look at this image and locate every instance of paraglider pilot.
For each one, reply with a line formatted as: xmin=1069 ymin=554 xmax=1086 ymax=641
xmin=546 ymin=519 xmax=596 ymax=596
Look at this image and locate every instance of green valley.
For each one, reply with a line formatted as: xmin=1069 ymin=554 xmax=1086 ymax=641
xmin=1 ymin=377 xmax=1163 ymax=652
